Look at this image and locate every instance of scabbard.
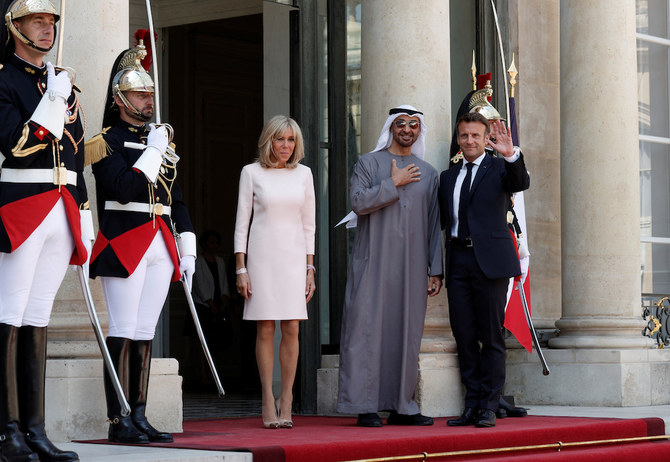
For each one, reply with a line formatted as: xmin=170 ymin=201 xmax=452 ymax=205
xmin=517 ymin=279 xmax=550 ymax=376
xmin=182 ymin=276 xmax=226 ymax=397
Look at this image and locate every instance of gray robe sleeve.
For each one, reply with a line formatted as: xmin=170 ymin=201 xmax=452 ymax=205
xmin=427 ymin=170 xmax=443 ymax=277
xmin=350 ymin=155 xmax=399 ymax=215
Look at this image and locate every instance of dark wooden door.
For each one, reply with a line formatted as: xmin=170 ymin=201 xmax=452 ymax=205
xmin=166 ymin=15 xmax=263 ymax=394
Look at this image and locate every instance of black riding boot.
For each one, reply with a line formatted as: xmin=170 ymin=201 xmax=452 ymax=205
xmin=0 ymin=323 xmax=38 ymax=462
xmin=129 ymin=341 xmax=173 ymax=443
xmin=104 ymin=337 xmax=148 ymax=444
xmin=17 ymin=326 xmax=79 ymax=462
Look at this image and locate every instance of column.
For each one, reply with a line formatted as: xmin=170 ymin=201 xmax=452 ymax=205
xmin=47 ymin=0 xmax=128 ymax=358
xmin=505 ymin=1 xmax=668 ymax=408
xmin=361 ymin=0 xmax=461 ymax=416
xmin=551 ymin=0 xmax=650 ymax=350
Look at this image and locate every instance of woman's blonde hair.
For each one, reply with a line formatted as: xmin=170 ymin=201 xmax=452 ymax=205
xmin=257 ymin=115 xmax=305 ymax=169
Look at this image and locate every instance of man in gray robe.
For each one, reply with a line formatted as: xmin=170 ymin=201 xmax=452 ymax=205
xmin=337 ymin=105 xmax=443 ymax=427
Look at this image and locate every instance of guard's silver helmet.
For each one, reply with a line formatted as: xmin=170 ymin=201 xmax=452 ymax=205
xmin=112 ymin=43 xmax=154 ymax=95
xmin=468 ymin=81 xmax=504 ymax=121
xmin=5 ymin=0 xmax=60 ymax=53
xmin=112 ymin=43 xmax=154 ymax=121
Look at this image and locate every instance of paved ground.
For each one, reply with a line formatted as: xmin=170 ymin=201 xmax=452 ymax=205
xmin=527 ymin=404 xmax=670 ymax=433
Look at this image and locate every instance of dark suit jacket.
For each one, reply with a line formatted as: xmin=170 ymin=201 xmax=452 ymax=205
xmin=438 ymin=153 xmax=530 ymax=280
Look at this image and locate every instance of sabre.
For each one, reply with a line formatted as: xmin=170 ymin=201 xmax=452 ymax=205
xmin=516 ymin=279 xmax=550 ymax=375
xmin=54 ymin=0 xmax=75 ymax=85
xmin=172 ymin=226 xmax=225 ymax=397
xmin=490 ymin=0 xmax=548 ymax=375
xmin=56 ymin=0 xmax=64 ymax=66
xmin=77 ymin=267 xmax=131 ymax=415
xmin=145 ymin=0 xmax=161 ymax=124
xmin=142 ymin=1 xmax=223 ymax=394
xmin=490 ymin=0 xmax=510 ymax=122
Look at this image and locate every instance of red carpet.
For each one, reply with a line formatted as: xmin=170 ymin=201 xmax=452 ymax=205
xmin=79 ymin=415 xmax=669 ymax=461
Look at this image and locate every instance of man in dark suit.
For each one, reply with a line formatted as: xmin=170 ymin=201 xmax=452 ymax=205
xmin=438 ymin=112 xmax=530 ymax=428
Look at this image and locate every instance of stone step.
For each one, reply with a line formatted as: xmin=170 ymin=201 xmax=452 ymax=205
xmin=59 ymin=443 xmax=251 ymax=462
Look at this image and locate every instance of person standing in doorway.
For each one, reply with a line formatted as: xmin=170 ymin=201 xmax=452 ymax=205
xmin=188 ymin=229 xmax=231 ymax=385
xmin=234 ymin=115 xmax=316 ymax=429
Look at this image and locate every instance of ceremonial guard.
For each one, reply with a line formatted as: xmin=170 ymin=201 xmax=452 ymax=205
xmin=0 ymin=0 xmax=90 ymax=460
xmin=86 ymin=45 xmax=195 ymax=444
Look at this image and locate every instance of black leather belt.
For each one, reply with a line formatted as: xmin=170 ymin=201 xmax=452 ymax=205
xmin=451 ymin=237 xmax=473 ymax=248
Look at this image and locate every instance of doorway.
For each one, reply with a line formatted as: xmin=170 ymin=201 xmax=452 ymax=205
xmin=165 ymin=14 xmax=264 ymax=403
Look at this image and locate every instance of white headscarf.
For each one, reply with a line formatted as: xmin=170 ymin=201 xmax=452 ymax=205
xmin=336 ymin=105 xmax=428 ymax=228
xmin=372 ymin=104 xmax=428 ymax=159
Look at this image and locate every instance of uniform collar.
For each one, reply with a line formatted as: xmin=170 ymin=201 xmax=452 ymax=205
xmin=10 ymin=54 xmax=47 ymax=79
xmin=117 ymin=118 xmax=146 ymax=137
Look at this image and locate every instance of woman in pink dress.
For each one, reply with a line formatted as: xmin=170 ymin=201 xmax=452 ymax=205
xmin=234 ymin=115 xmax=316 ymax=429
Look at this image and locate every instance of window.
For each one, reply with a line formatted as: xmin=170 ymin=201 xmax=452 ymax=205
xmin=637 ymin=0 xmax=670 ymax=295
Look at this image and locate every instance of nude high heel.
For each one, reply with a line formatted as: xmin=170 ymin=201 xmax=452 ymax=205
xmin=262 ymin=400 xmax=279 ymax=429
xmin=276 ymin=399 xmax=293 ymax=429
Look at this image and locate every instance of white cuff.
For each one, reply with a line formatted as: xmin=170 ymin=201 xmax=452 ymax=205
xmin=30 ymin=92 xmax=67 ymax=140
xmin=178 ymin=231 xmax=197 ymax=258
xmin=503 ymin=146 xmax=521 ymax=163
xmin=132 ymin=146 xmax=163 ymax=183
xmin=79 ymin=209 xmax=95 ymax=241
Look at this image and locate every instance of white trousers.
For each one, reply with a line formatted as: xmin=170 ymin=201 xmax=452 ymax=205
xmin=102 ymin=232 xmax=173 ymax=340
xmin=0 ymin=199 xmax=74 ymax=327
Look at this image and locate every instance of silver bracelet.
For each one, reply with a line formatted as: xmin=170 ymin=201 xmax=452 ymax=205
xmin=306 ymin=264 xmax=316 ymax=274
xmin=235 ymin=267 xmax=248 ymax=275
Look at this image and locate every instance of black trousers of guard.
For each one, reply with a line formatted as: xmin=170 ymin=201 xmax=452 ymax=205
xmin=446 ymin=241 xmax=509 ymax=412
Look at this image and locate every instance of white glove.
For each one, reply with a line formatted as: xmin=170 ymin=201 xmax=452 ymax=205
xmin=81 ymin=238 xmax=93 ymax=278
xmin=78 ymin=209 xmax=95 ymax=276
xmin=132 ymin=124 xmax=167 ymax=183
xmin=46 ymin=62 xmax=72 ymax=102
xmin=147 ymin=124 xmax=169 ymax=154
xmin=79 ymin=209 xmax=95 ymax=241
xmin=71 ymin=237 xmax=93 ymax=276
xmin=180 ymin=255 xmax=195 ymax=289
xmin=29 ymin=62 xmax=71 ymax=140
xmin=177 ymin=231 xmax=197 ymax=258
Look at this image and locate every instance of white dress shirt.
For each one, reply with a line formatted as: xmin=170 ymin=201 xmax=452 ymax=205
xmin=451 ymin=147 xmax=520 ymax=238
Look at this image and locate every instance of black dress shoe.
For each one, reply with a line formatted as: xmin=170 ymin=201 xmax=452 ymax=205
xmin=356 ymin=413 xmax=383 ymax=427
xmin=0 ymin=423 xmax=39 ymax=461
xmin=25 ymin=428 xmax=79 ymax=461
xmin=447 ymin=407 xmax=478 ymax=427
xmin=498 ymin=396 xmax=527 ymax=417
xmin=505 ymin=407 xmax=528 ymax=417
xmin=132 ymin=417 xmax=174 ymax=443
xmin=475 ymin=409 xmax=496 ymax=428
xmin=108 ymin=416 xmax=150 ymax=444
xmin=386 ymin=412 xmax=434 ymax=426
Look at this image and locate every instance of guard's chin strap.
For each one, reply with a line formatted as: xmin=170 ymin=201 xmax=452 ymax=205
xmin=115 ymin=89 xmax=152 ymax=122
xmin=5 ymin=16 xmax=56 ymax=53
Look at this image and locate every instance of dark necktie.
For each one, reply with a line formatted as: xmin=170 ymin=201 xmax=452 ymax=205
xmin=458 ymin=163 xmax=474 ymax=239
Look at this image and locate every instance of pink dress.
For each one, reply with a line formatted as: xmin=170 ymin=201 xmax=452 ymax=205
xmin=233 ymin=162 xmax=316 ymax=320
